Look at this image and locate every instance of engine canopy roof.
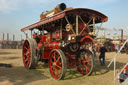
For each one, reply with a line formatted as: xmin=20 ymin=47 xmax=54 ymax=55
xmin=21 ymin=8 xmax=108 ymax=32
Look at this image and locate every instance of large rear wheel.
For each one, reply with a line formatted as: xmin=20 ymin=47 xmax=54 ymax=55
xmin=22 ymin=38 xmax=38 ymax=69
xmin=49 ymin=49 xmax=67 ymax=80
xmin=77 ymin=49 xmax=94 ymax=76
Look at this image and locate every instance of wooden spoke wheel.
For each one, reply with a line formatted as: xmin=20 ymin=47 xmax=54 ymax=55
xmin=49 ymin=49 xmax=67 ymax=80
xmin=77 ymin=49 xmax=94 ymax=76
xmin=22 ymin=38 xmax=38 ymax=69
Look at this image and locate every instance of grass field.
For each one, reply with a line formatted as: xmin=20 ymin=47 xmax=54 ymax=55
xmin=0 ymin=49 xmax=128 ymax=85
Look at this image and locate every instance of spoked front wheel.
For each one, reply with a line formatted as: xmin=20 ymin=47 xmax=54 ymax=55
xmin=49 ymin=49 xmax=67 ymax=80
xmin=22 ymin=38 xmax=38 ymax=69
xmin=77 ymin=49 xmax=94 ymax=76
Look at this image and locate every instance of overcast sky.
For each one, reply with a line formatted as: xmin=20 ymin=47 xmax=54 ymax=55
xmin=0 ymin=0 xmax=128 ymax=40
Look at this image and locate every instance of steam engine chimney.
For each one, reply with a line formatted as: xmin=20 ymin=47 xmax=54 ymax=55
xmin=3 ymin=33 xmax=4 ymax=40
xmin=40 ymin=3 xmax=66 ymax=20
xmin=13 ymin=34 xmax=15 ymax=41
xmin=7 ymin=33 xmax=9 ymax=41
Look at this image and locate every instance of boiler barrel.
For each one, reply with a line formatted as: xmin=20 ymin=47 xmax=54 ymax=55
xmin=45 ymin=42 xmax=61 ymax=49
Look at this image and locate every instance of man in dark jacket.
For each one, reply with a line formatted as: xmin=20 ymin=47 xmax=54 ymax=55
xmin=99 ymin=44 xmax=107 ymax=65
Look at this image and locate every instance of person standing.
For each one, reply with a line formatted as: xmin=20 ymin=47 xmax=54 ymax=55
xmin=99 ymin=44 xmax=107 ymax=66
xmin=89 ymin=44 xmax=93 ymax=53
xmin=117 ymin=44 xmax=120 ymax=52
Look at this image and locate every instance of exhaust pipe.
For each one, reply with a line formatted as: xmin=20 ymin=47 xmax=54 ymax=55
xmin=56 ymin=3 xmax=66 ymax=12
xmin=40 ymin=3 xmax=66 ymax=20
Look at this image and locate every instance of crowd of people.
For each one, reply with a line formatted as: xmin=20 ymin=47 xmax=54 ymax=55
xmin=85 ymin=42 xmax=128 ymax=66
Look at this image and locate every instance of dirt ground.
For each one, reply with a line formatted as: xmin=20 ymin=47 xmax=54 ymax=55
xmin=0 ymin=49 xmax=128 ymax=85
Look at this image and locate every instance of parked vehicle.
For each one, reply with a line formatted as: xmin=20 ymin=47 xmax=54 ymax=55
xmin=21 ymin=3 xmax=108 ymax=80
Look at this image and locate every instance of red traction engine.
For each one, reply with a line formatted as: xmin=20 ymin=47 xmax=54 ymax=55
xmin=21 ymin=3 xmax=108 ymax=80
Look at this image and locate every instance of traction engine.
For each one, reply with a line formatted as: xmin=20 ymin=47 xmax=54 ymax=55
xmin=21 ymin=3 xmax=108 ymax=80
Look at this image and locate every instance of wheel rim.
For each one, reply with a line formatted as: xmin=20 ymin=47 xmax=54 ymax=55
xmin=77 ymin=50 xmax=93 ymax=75
xmin=23 ymin=40 xmax=31 ymax=68
xmin=49 ymin=51 xmax=63 ymax=79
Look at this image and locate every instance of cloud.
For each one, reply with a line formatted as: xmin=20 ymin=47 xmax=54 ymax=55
xmin=26 ymin=0 xmax=56 ymax=4
xmin=97 ymin=0 xmax=118 ymax=3
xmin=0 ymin=0 xmax=119 ymax=13
xmin=0 ymin=0 xmax=21 ymax=13
xmin=84 ymin=0 xmax=119 ymax=7
xmin=0 ymin=0 xmax=56 ymax=13
xmin=70 ymin=0 xmax=119 ymax=8
xmin=90 ymin=0 xmax=118 ymax=3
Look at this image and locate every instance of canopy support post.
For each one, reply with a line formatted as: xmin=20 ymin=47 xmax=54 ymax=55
xmin=76 ymin=15 xmax=79 ymax=36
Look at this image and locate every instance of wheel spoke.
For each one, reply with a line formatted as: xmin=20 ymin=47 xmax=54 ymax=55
xmin=53 ymin=66 xmax=56 ymax=72
xmin=50 ymin=60 xmax=54 ymax=65
xmin=53 ymin=52 xmax=56 ymax=62
xmin=24 ymin=46 xmax=28 ymax=50
xmin=56 ymin=65 xmax=62 ymax=69
xmin=25 ymin=57 xmax=28 ymax=62
xmin=59 ymin=69 xmax=62 ymax=74
xmin=56 ymin=56 xmax=61 ymax=63
xmin=87 ymin=62 xmax=92 ymax=66
xmin=58 ymin=62 xmax=62 ymax=65
xmin=26 ymin=42 xmax=29 ymax=48
xmin=85 ymin=65 xmax=90 ymax=71
xmin=23 ymin=39 xmax=38 ymax=69
xmin=23 ymin=42 xmax=31 ymax=67
xmin=84 ymin=65 xmax=90 ymax=74
xmin=26 ymin=56 xmax=30 ymax=66
xmin=56 ymin=68 xmax=59 ymax=76
xmin=25 ymin=54 xmax=30 ymax=62
xmin=25 ymin=54 xmax=29 ymax=61
xmin=81 ymin=64 xmax=84 ymax=71
xmin=28 ymin=49 xmax=31 ymax=53
xmin=49 ymin=49 xmax=66 ymax=80
xmin=26 ymin=61 xmax=29 ymax=66
xmin=85 ymin=65 xmax=88 ymax=74
xmin=86 ymin=54 xmax=90 ymax=61
xmin=77 ymin=50 xmax=93 ymax=76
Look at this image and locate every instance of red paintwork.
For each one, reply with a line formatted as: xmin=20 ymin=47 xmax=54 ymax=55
xmin=37 ymin=34 xmax=60 ymax=59
xmin=21 ymin=8 xmax=107 ymax=64
xmin=21 ymin=13 xmax=65 ymax=32
xmin=43 ymin=49 xmax=51 ymax=59
xmin=22 ymin=40 xmax=31 ymax=68
xmin=81 ymin=35 xmax=94 ymax=43
xmin=32 ymin=34 xmax=36 ymax=38
xmin=49 ymin=51 xmax=62 ymax=79
xmin=41 ymin=35 xmax=47 ymax=42
xmin=125 ymin=65 xmax=128 ymax=70
xmin=21 ymin=6 xmax=108 ymax=79
xmin=21 ymin=8 xmax=108 ymax=32
xmin=42 ymin=42 xmax=60 ymax=59
xmin=76 ymin=52 xmax=92 ymax=75
xmin=37 ymin=43 xmax=42 ymax=47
